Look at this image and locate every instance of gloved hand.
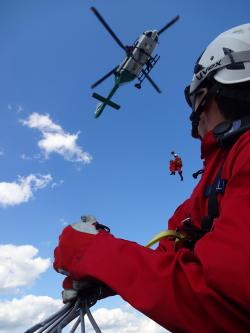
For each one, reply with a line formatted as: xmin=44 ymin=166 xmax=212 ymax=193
xmin=54 ymin=215 xmax=110 ymax=276
xmin=61 ymin=277 xmax=89 ymax=303
xmin=54 ymin=215 xmax=114 ymax=302
xmin=62 ymin=276 xmax=115 ymax=303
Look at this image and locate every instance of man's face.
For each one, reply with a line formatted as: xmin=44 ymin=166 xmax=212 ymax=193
xmin=194 ymin=88 xmax=209 ymax=138
xmin=197 ymin=111 xmax=208 ymax=138
xmin=195 ymin=89 xmax=226 ymax=139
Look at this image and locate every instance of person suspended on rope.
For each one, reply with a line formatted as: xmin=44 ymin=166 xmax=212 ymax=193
xmin=169 ymin=151 xmax=183 ymax=181
xmin=54 ymin=23 xmax=250 ymax=333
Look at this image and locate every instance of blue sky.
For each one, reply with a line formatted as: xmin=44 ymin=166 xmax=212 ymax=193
xmin=0 ymin=0 xmax=250 ymax=332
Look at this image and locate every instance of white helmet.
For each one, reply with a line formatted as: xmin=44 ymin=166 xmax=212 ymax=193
xmin=80 ymin=215 xmax=97 ymax=223
xmin=189 ymin=23 xmax=250 ymax=95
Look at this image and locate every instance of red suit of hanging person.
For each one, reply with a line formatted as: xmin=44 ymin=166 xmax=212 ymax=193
xmin=169 ymin=151 xmax=183 ymax=181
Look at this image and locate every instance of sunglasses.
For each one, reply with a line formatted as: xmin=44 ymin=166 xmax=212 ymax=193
xmin=184 ymin=86 xmax=207 ymax=108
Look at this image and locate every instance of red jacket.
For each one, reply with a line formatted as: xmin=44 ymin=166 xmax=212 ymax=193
xmin=174 ymin=156 xmax=182 ymax=168
xmin=71 ymin=131 xmax=250 ymax=332
xmin=169 ymin=159 xmax=176 ymax=172
xmin=170 ymin=157 xmax=183 ymax=173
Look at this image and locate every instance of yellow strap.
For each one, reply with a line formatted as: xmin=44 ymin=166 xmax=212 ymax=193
xmin=146 ymin=230 xmax=185 ymax=248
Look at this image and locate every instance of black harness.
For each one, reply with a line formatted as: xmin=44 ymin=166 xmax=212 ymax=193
xmin=202 ymin=166 xmax=227 ymax=233
xmin=202 ymin=116 xmax=250 ymax=232
xmin=187 ymin=117 xmax=250 ymax=242
xmin=181 ymin=163 xmax=227 ymax=249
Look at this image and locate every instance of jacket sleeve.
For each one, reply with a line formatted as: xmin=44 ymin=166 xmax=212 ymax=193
xmin=69 ymin=144 xmax=250 ymax=333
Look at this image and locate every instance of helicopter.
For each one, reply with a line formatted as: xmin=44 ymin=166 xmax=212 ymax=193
xmin=90 ymin=7 xmax=180 ymax=118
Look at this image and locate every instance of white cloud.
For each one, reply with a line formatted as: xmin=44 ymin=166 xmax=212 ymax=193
xmin=0 ymin=150 xmax=4 ymax=157
xmin=7 ymin=104 xmax=23 ymax=113
xmin=88 ymin=305 xmax=168 ymax=333
xmin=59 ymin=217 xmax=68 ymax=226
xmin=22 ymin=112 xmax=62 ymax=132
xmin=21 ymin=113 xmax=92 ymax=164
xmin=0 ymin=297 xmax=168 ymax=333
xmin=0 ymin=295 xmax=61 ymax=333
xmin=20 ymin=153 xmax=31 ymax=160
xmin=0 ymin=244 xmax=50 ymax=294
xmin=16 ymin=105 xmax=23 ymax=113
xmin=0 ymin=174 xmax=52 ymax=207
xmin=51 ymin=179 xmax=64 ymax=189
xmin=21 ymin=153 xmax=42 ymax=160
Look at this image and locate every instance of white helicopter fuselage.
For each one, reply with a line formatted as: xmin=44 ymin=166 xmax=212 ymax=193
xmin=118 ymin=30 xmax=158 ymax=77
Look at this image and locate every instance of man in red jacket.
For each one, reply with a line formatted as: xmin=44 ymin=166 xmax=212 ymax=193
xmin=54 ymin=23 xmax=250 ymax=332
xmin=170 ymin=151 xmax=183 ymax=181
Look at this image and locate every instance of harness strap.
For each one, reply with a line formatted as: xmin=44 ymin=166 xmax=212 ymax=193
xmin=202 ymin=166 xmax=227 ymax=233
xmin=146 ymin=167 xmax=228 ymax=248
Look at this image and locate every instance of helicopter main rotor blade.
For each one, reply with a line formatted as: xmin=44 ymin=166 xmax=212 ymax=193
xmin=158 ymin=15 xmax=180 ymax=35
xmin=91 ymin=7 xmax=128 ymax=53
xmin=91 ymin=66 xmax=119 ymax=89
xmin=142 ymin=69 xmax=162 ymax=93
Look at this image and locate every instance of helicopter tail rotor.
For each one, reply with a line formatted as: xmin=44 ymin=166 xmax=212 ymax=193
xmin=92 ymin=92 xmax=120 ymax=118
xmin=92 ymin=92 xmax=120 ymax=110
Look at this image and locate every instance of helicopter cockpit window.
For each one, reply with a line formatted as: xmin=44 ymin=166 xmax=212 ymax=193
xmin=145 ymin=31 xmax=152 ymax=37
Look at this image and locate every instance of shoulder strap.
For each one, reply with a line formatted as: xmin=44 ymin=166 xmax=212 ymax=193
xmin=202 ymin=166 xmax=227 ymax=233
